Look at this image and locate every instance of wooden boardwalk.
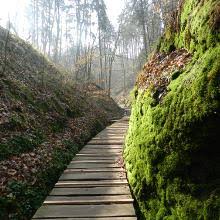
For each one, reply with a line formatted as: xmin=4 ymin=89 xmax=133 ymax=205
xmin=32 ymin=116 xmax=137 ymax=220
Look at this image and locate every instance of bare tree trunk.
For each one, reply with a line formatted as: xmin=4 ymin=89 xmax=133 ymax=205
xmin=98 ymin=26 xmax=103 ymax=87
xmin=121 ymin=55 xmax=126 ymax=106
xmin=140 ymin=0 xmax=150 ymax=56
xmin=54 ymin=0 xmax=61 ymax=63
xmin=108 ymin=31 xmax=120 ymax=97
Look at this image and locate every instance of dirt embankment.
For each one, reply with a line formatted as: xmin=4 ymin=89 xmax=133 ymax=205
xmin=0 ymin=27 xmax=123 ymax=219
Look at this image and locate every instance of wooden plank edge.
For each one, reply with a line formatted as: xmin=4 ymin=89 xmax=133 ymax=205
xmin=43 ymin=199 xmax=134 ymax=205
xmin=55 ymin=182 xmax=128 ymax=187
xmin=76 ymin=154 xmax=122 ymax=157
xmin=88 ymin=143 xmax=124 ymax=145
xmin=64 ymin=169 xmax=125 ymax=173
xmin=70 ymin=161 xmax=118 ymax=164
xmin=33 ymin=215 xmax=136 ymax=219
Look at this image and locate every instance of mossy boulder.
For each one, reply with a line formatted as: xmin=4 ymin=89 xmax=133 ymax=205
xmin=124 ymin=0 xmax=220 ymax=219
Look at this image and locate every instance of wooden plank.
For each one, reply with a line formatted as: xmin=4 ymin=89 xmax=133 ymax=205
xmin=70 ymin=160 xmax=118 ymax=164
xmin=85 ymin=144 xmax=123 ymax=148
xmin=33 ymin=204 xmax=136 ymax=218
xmin=104 ymin=128 xmax=128 ymax=130
xmin=59 ymin=171 xmax=126 ymax=180
xmin=110 ymin=120 xmax=120 ymax=122
xmin=109 ymin=126 xmax=128 ymax=128
xmin=92 ymin=137 xmax=125 ymax=140
xmin=121 ymin=116 xmax=130 ymax=121
xmin=76 ymin=153 xmax=121 ymax=157
xmin=91 ymin=139 xmax=124 ymax=143
xmin=97 ymin=130 xmax=126 ymax=132
xmin=93 ymin=137 xmax=125 ymax=139
xmin=67 ymin=163 xmax=122 ymax=169
xmin=89 ymin=138 xmax=125 ymax=140
xmin=55 ymin=180 xmax=128 ymax=188
xmin=100 ymin=128 xmax=127 ymax=131
xmin=99 ymin=130 xmax=127 ymax=132
xmin=109 ymin=124 xmax=129 ymax=126
xmin=47 ymin=195 xmax=131 ymax=200
xmin=50 ymin=186 xmax=131 ymax=196
xmin=93 ymin=136 xmax=124 ymax=139
xmin=79 ymin=151 xmax=122 ymax=155
xmin=112 ymin=122 xmax=129 ymax=124
xmin=96 ymin=134 xmax=125 ymax=137
xmin=94 ymin=130 xmax=126 ymax=133
xmin=82 ymin=148 xmax=122 ymax=151
xmin=72 ymin=157 xmax=119 ymax=161
xmin=97 ymin=133 xmax=126 ymax=136
xmin=43 ymin=195 xmax=133 ymax=205
xmin=95 ymin=134 xmax=125 ymax=136
xmin=34 ymin=217 xmax=136 ymax=220
xmin=110 ymin=121 xmax=128 ymax=126
xmin=80 ymin=149 xmax=122 ymax=153
xmin=107 ymin=126 xmax=128 ymax=129
xmin=43 ymin=199 xmax=133 ymax=205
xmin=73 ymin=156 xmax=119 ymax=160
xmin=64 ymin=168 xmax=124 ymax=173
xmin=43 ymin=200 xmax=133 ymax=205
xmin=99 ymin=128 xmax=127 ymax=131
xmin=105 ymin=125 xmax=127 ymax=127
xmin=106 ymin=125 xmax=128 ymax=128
xmin=109 ymin=123 xmax=129 ymax=125
xmin=88 ymin=141 xmax=124 ymax=145
xmin=108 ymin=128 xmax=127 ymax=130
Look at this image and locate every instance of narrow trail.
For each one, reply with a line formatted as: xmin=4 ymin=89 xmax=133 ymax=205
xmin=32 ymin=116 xmax=137 ymax=219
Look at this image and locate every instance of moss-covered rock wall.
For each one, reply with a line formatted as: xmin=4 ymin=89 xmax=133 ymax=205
xmin=124 ymin=0 xmax=220 ymax=219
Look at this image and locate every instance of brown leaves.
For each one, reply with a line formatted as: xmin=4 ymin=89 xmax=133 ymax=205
xmin=0 ymin=113 xmax=103 ymax=196
xmin=0 ymin=102 xmax=10 ymax=125
xmin=7 ymin=169 xmax=17 ymax=176
xmin=137 ymin=49 xmax=192 ymax=92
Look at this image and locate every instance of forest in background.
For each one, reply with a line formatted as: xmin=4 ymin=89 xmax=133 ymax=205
xmin=1 ymin=0 xmax=178 ymax=102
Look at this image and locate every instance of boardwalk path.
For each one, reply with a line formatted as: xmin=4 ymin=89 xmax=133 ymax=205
xmin=32 ymin=116 xmax=137 ymax=219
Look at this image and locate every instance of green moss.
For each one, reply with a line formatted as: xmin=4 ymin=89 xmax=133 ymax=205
xmin=124 ymin=0 xmax=220 ymax=219
xmin=160 ymin=0 xmax=220 ymax=53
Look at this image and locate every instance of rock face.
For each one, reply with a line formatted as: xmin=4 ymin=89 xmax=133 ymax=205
xmin=124 ymin=0 xmax=220 ymax=219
